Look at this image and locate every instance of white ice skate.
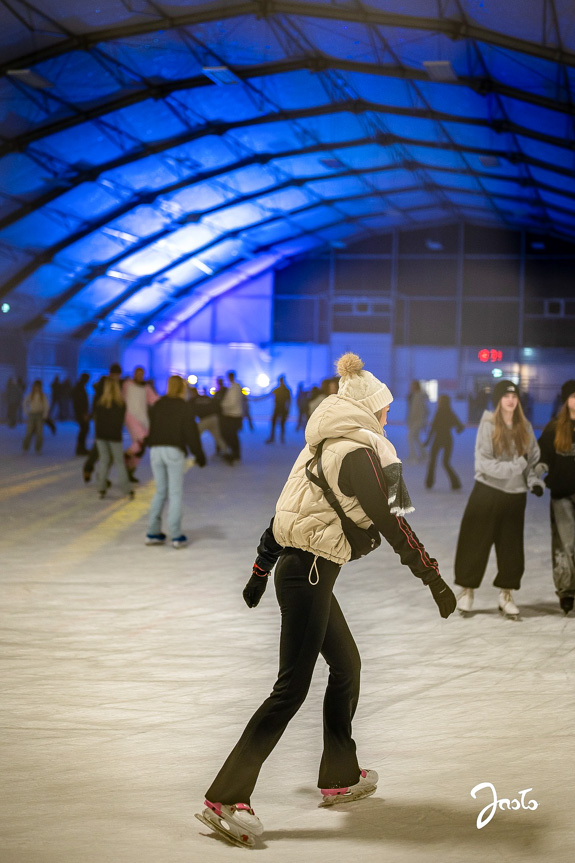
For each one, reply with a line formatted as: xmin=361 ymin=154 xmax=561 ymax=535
xmin=195 ymin=800 xmax=263 ymax=847
xmin=456 ymin=588 xmax=474 ymax=616
xmin=498 ymin=590 xmax=520 ymax=620
xmin=319 ymin=768 xmax=378 ymax=807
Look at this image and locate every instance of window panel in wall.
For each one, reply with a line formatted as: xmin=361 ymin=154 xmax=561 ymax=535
xmin=523 ymin=316 xmax=575 ymax=347
xmin=274 ymin=259 xmax=328 ymax=295
xmin=525 ymin=259 xmax=575 ymax=298
xmin=334 ymin=258 xmax=391 ymax=295
xmin=463 ymin=259 xmax=520 ymax=297
xmin=398 ymin=258 xmax=457 ymax=296
xmin=461 ymin=300 xmax=520 ymax=345
xmin=464 ymin=225 xmax=521 ymax=255
xmin=407 ymin=299 xmax=457 ymax=346
xmin=273 ymin=298 xmax=329 ymax=343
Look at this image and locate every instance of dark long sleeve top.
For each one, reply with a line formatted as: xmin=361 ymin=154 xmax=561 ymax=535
xmin=147 ymin=397 xmax=205 ymax=460
xmin=424 ymin=408 xmax=464 ymax=447
xmin=94 ymin=403 xmax=126 ymax=442
xmin=256 ymin=446 xmax=439 ymax=583
xmin=538 ymin=420 xmax=575 ymax=499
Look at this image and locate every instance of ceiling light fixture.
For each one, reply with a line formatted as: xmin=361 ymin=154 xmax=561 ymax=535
xmin=479 ymin=155 xmax=501 ymax=168
xmin=191 ymin=258 xmax=214 ymax=275
xmin=423 ymin=61 xmax=458 ymax=82
xmin=7 ymin=69 xmax=54 ymax=89
xmin=202 ymin=66 xmax=241 ymax=85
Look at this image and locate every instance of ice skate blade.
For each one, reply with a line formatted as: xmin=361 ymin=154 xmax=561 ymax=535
xmin=319 ymin=785 xmax=377 ymax=807
xmin=195 ymin=811 xmax=255 ymax=848
xmin=457 ymin=608 xmax=472 ymax=617
xmin=498 ymin=607 xmax=520 ymax=621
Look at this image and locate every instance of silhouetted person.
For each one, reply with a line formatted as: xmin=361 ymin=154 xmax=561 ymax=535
xmin=72 ymin=373 xmax=91 ymax=456
xmin=266 ymin=376 xmax=292 ymax=444
xmin=424 ymin=395 xmax=464 ymax=490
xmin=220 ymin=371 xmax=243 ymax=463
xmin=22 ymin=380 xmax=49 ymax=453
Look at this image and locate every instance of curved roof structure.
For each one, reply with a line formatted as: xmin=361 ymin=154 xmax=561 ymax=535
xmin=1 ymin=0 xmax=574 ymax=346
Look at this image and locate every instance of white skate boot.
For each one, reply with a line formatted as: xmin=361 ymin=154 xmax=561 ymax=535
xmin=195 ymin=799 xmax=263 ymax=847
xmin=320 ymin=768 xmax=378 ymax=807
xmin=498 ymin=590 xmax=520 ymax=620
xmin=456 ymin=588 xmax=474 ymax=616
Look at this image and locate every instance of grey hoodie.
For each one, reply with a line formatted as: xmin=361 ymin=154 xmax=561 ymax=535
xmin=474 ymin=410 xmax=540 ymax=494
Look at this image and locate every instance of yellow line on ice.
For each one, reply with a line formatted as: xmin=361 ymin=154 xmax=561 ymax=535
xmin=49 ymin=459 xmax=195 ymax=571
xmin=0 ymin=466 xmax=78 ymax=502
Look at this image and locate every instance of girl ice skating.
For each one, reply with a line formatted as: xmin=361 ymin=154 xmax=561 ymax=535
xmin=454 ymin=379 xmax=542 ymax=619
xmin=196 ymin=352 xmax=456 ymax=847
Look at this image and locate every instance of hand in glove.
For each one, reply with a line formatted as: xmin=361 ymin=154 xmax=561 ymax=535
xmin=195 ymin=451 xmax=207 ymax=468
xmin=530 ymin=478 xmax=545 ymax=497
xmin=243 ymin=563 xmax=270 ymax=608
xmin=427 ymin=574 xmax=457 ymax=619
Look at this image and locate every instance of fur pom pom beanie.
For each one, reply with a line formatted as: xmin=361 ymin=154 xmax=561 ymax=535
xmin=336 ymin=352 xmax=393 ymax=414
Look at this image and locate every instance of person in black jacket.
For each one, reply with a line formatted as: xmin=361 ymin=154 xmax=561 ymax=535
xmin=424 ymin=394 xmax=464 ymax=490
xmin=538 ymin=379 xmax=575 ymax=614
xmin=145 ymin=375 xmax=206 ymax=549
xmin=94 ymin=378 xmax=132 ymax=500
xmin=72 ymin=373 xmax=91 ymax=456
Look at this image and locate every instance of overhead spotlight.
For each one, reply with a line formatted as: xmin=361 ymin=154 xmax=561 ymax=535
xmin=257 ymin=373 xmax=270 ymax=388
xmin=202 ymin=66 xmax=241 ymax=85
xmin=188 ymin=374 xmax=198 ymax=385
xmin=209 ymin=386 xmax=216 ymax=395
xmin=242 ymin=387 xmax=251 ymax=395
xmin=423 ymin=61 xmax=458 ymax=82
xmin=479 ymin=155 xmax=500 ymax=168
xmin=425 ymin=238 xmax=444 ymax=251
xmin=1 ymin=302 xmax=10 ymax=313
xmin=147 ymin=324 xmax=155 ymax=333
xmin=320 ymin=158 xmax=345 ymax=170
xmin=110 ymin=322 xmax=123 ymax=331
xmin=7 ymin=69 xmax=53 ymax=89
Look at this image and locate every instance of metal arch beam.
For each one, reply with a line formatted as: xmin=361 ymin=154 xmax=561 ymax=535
xmin=3 ymin=1 xmax=575 ymax=74
xmin=3 ymin=87 xmax=573 ymax=162
xmin=2 ymin=93 xmax=575 ymax=237
xmin=4 ymin=57 xmax=573 ymax=162
xmin=105 ymin=198 xmax=575 ymax=343
xmin=4 ymin=132 xmax=575 ymax=304
xmin=28 ymin=177 xmax=574 ymax=337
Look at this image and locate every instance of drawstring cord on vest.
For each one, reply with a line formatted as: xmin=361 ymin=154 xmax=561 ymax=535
xmin=308 ymin=555 xmax=320 ymax=586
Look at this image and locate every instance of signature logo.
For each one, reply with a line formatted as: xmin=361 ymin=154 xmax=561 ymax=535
xmin=470 ymin=782 xmax=539 ymax=829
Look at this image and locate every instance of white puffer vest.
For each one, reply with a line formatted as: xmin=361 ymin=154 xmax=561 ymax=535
xmin=273 ymin=437 xmax=374 ymax=565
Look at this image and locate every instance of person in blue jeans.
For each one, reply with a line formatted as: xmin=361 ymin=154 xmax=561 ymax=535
xmin=146 ymin=375 xmax=206 ymax=549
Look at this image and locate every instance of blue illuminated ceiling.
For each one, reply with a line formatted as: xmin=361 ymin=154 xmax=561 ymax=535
xmin=1 ymin=0 xmax=575 ymax=345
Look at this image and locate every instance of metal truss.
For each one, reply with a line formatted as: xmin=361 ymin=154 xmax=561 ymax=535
xmin=2 ymin=1 xmax=575 ymax=74
xmin=4 ymin=125 xmax=575 ymax=305
xmin=2 ymin=89 xmax=575 ymax=238
xmin=22 ymin=174 xmax=575 ymax=337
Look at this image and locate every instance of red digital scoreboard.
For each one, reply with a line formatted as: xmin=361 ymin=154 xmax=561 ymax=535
xmin=478 ymin=349 xmax=503 ymax=363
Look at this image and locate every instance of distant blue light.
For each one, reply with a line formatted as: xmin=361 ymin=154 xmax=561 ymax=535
xmin=147 ymin=324 xmax=155 ymax=333
xmin=1 ymin=302 xmax=10 ymax=313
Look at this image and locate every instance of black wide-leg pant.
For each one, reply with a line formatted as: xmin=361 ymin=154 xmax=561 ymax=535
xmin=454 ymin=482 xmax=527 ymax=590
xmin=205 ymin=549 xmax=361 ymax=805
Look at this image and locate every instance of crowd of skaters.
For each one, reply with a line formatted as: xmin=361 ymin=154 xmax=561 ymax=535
xmin=3 ymin=363 xmax=574 ymax=615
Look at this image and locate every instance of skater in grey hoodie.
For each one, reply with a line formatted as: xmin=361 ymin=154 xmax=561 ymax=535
xmin=454 ymin=380 xmax=542 ymax=619
xmin=197 ymin=353 xmax=456 ymax=847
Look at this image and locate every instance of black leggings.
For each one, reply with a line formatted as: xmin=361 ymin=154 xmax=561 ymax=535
xmin=425 ymin=437 xmax=461 ymax=490
xmin=205 ymin=549 xmax=361 ymax=805
xmin=454 ymin=482 xmax=527 ymax=590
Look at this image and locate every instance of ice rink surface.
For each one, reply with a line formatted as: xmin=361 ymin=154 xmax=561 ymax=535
xmin=0 ymin=418 xmax=573 ymax=863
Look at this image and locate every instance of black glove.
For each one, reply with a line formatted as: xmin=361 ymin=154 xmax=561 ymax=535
xmin=195 ymin=451 xmax=207 ymax=468
xmin=530 ymin=481 xmax=544 ymax=497
xmin=243 ymin=564 xmax=269 ymax=608
xmin=427 ymin=574 xmax=457 ymax=619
